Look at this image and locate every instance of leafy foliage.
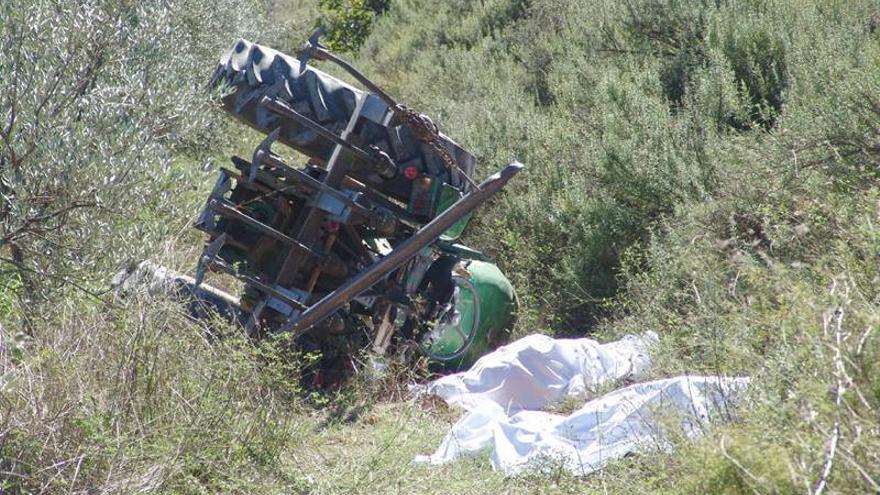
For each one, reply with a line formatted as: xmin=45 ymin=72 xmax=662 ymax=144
xmin=3 ymin=0 xmax=880 ymax=492
xmin=0 ymin=0 xmax=270 ymax=321
xmin=350 ymin=1 xmax=880 ymax=490
xmin=317 ymin=0 xmax=390 ymax=52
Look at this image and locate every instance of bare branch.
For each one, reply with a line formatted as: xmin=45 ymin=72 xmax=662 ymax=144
xmin=0 ymin=200 xmax=99 ymax=247
xmin=814 ymin=297 xmax=848 ymax=495
xmin=0 ymin=255 xmax=109 ymax=302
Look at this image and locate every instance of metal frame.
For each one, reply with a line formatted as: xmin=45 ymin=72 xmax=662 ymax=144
xmin=195 ymin=31 xmax=523 ymax=363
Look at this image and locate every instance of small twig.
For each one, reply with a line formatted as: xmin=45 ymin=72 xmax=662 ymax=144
xmin=0 ymin=200 xmax=99 ymax=246
xmin=691 ymin=280 xmax=702 ymax=305
xmin=813 ymin=421 xmax=839 ymax=495
xmin=855 ymin=326 xmax=873 ymax=356
xmin=0 ymin=255 xmax=110 ymax=302
xmin=839 ymin=446 xmax=880 ymax=493
xmin=719 ymin=435 xmax=764 ymax=495
xmin=814 ymin=302 xmax=847 ymax=495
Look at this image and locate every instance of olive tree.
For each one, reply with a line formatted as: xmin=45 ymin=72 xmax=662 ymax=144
xmin=0 ymin=0 xmax=268 ymax=324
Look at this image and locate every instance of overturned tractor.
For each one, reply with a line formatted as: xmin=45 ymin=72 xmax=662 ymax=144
xmin=120 ymin=31 xmax=522 ymax=372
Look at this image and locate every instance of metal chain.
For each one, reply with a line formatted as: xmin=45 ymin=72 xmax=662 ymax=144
xmin=395 ymin=105 xmax=478 ymax=190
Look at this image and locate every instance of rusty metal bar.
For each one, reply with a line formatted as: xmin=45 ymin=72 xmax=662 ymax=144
xmin=279 ymin=161 xmax=524 ymax=336
xmin=241 ymin=153 xmax=376 ymax=222
xmin=206 ymin=258 xmax=308 ymax=312
xmin=272 ymin=92 xmax=368 ymax=287
xmin=207 ymin=198 xmax=325 ymax=259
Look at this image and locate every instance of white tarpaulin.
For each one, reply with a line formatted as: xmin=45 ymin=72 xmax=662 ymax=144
xmin=413 ymin=333 xmax=749 ymax=476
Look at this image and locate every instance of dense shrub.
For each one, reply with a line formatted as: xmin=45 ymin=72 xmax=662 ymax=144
xmin=0 ymin=0 xmax=273 ymax=319
xmin=351 ymin=2 xmax=880 ymax=490
xmin=0 ymin=0 xmax=317 ymax=491
xmin=3 ymin=0 xmax=880 ymax=492
xmin=317 ymin=0 xmax=390 ymax=52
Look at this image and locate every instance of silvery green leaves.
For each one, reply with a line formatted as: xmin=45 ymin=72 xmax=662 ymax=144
xmin=0 ymin=0 xmax=266 ymax=310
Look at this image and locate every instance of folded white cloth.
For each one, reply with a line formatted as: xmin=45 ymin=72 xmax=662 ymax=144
xmin=416 ymin=332 xmax=657 ymax=413
xmin=413 ymin=333 xmax=749 ymax=476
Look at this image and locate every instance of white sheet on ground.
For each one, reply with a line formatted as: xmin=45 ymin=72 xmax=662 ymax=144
xmin=413 ymin=333 xmax=749 ymax=476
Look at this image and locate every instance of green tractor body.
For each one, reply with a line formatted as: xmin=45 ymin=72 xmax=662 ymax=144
xmin=421 ymin=260 xmax=517 ymax=369
xmin=179 ymin=31 xmax=523 ymax=373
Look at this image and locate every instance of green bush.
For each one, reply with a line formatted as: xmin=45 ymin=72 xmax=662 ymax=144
xmin=349 ymin=1 xmax=880 ymax=491
xmin=0 ymin=0 xmax=272 ymax=316
xmin=0 ymin=292 xmax=308 ymax=492
xmin=4 ymin=0 xmax=880 ymax=492
xmin=318 ymin=0 xmax=390 ymax=52
xmin=0 ymin=0 xmax=313 ymax=491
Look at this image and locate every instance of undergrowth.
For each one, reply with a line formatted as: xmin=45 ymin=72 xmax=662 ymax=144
xmin=2 ymin=0 xmax=880 ymax=493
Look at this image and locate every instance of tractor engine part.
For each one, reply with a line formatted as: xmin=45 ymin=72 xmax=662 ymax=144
xmin=189 ymin=30 xmax=522 ymax=372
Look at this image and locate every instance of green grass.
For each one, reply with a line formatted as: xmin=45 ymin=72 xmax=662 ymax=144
xmin=3 ymin=0 xmax=880 ymax=492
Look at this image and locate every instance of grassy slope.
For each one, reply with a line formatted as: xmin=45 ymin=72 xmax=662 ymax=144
xmin=2 ymin=0 xmax=879 ymax=493
xmin=345 ymin=1 xmax=880 ymax=492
